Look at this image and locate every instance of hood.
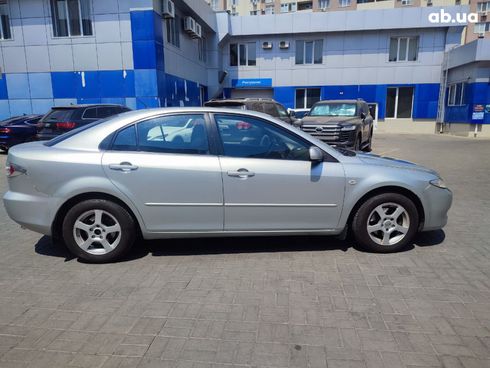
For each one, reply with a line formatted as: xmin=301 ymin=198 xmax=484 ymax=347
xmin=300 ymin=116 xmax=357 ymax=125
xmin=356 ymin=152 xmax=439 ymax=176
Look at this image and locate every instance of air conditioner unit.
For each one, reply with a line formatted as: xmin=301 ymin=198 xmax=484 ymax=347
xmin=279 ymin=41 xmax=289 ymax=49
xmin=479 ymin=12 xmax=487 ymax=19
xmin=427 ymin=0 xmax=433 ymax=6
xmin=162 ymin=0 xmax=175 ymax=18
xmin=478 ymin=32 xmax=485 ymax=39
xmin=251 ymin=0 xmax=259 ymax=5
xmin=184 ymin=16 xmax=196 ymax=35
xmin=192 ymin=23 xmax=202 ymax=39
xmin=262 ymin=41 xmax=273 ymax=49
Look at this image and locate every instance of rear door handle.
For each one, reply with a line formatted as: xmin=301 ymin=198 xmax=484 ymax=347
xmin=227 ymin=169 xmax=255 ymax=179
xmin=109 ymin=162 xmax=138 ymax=172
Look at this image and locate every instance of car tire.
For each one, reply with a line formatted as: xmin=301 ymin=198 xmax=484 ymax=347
xmin=353 ymin=134 xmax=361 ymax=151
xmin=62 ymin=199 xmax=136 ymax=263
xmin=351 ymin=193 xmax=419 ymax=253
xmin=363 ymin=129 xmax=373 ymax=152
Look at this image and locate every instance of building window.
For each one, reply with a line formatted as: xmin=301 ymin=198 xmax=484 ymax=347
xmin=297 ymin=1 xmax=312 ymax=10
xmin=447 ymin=82 xmax=466 ymax=106
xmin=477 ymin=1 xmax=489 ymax=12
xmin=295 ymin=40 xmax=323 ymax=65
xmin=230 ymin=42 xmax=256 ymax=66
xmin=281 ymin=3 xmax=297 ymax=12
xmin=295 ymin=88 xmax=321 ymax=109
xmin=389 ymin=37 xmax=419 ymax=62
xmin=210 ymin=0 xmax=220 ymax=11
xmin=265 ymin=5 xmax=274 ymax=14
xmin=474 ymin=22 xmax=490 ymax=33
xmin=401 ymin=0 xmax=413 ymax=5
xmin=0 ymin=3 xmax=11 ymax=40
xmin=386 ymin=87 xmax=414 ymax=119
xmin=339 ymin=0 xmax=351 ymax=7
xmin=166 ymin=15 xmax=180 ymax=47
xmin=319 ymin=0 xmax=330 ymax=9
xmin=198 ymin=37 xmax=206 ymax=62
xmin=50 ymin=0 xmax=92 ymax=37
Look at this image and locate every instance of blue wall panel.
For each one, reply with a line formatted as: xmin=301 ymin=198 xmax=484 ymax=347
xmin=28 ymin=73 xmax=53 ymax=99
xmin=273 ymin=87 xmax=295 ymax=109
xmin=99 ymin=70 xmax=135 ymax=98
xmin=51 ymin=72 xmax=78 ymax=99
xmin=0 ymin=100 xmax=10 ymax=119
xmin=0 ymin=78 xmax=8 ymax=100
xmin=9 ymin=100 xmax=32 ymax=116
xmin=6 ymin=74 xmax=30 ymax=99
xmin=32 ymin=99 xmax=55 ymax=114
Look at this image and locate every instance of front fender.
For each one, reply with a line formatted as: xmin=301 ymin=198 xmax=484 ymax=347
xmin=337 ymin=165 xmax=429 ymax=229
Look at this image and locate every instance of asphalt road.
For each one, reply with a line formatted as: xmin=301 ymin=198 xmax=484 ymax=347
xmin=0 ymin=133 xmax=489 ymax=368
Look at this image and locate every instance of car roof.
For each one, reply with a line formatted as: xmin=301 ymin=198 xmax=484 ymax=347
xmin=50 ymin=104 xmax=127 ymax=109
xmin=314 ymin=99 xmax=365 ymax=104
xmin=205 ymin=98 xmax=277 ymax=104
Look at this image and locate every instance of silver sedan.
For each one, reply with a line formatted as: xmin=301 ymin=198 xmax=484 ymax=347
xmin=3 ymin=108 xmax=452 ymax=262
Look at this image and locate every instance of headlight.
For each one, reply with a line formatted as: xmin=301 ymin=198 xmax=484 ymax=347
xmin=340 ymin=125 xmax=356 ymax=131
xmin=430 ymin=178 xmax=447 ymax=189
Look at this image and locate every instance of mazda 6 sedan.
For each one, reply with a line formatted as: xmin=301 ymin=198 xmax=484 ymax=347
xmin=3 ymin=108 xmax=452 ymax=263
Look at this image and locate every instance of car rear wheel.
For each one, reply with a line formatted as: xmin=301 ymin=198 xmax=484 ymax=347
xmin=62 ymin=199 xmax=136 ymax=263
xmin=351 ymin=193 xmax=419 ymax=253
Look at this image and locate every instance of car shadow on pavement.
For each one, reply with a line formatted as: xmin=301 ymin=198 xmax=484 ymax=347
xmin=34 ymin=230 xmax=445 ymax=262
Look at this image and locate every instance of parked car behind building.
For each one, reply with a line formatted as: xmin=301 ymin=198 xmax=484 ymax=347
xmin=295 ymin=99 xmax=374 ymax=151
xmin=0 ymin=115 xmax=43 ymax=152
xmin=37 ymin=104 xmax=131 ymax=141
xmin=204 ymin=98 xmax=295 ymax=125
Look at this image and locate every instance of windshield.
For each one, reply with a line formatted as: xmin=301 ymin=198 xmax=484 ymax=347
xmin=310 ymin=103 xmax=357 ymax=117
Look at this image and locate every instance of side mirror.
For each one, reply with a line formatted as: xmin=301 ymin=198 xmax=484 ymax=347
xmin=360 ymin=112 xmax=366 ymax=120
xmin=309 ymin=146 xmax=323 ymax=162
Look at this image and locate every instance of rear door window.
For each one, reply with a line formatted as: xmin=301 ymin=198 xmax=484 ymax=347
xmin=136 ymin=114 xmax=209 ymax=155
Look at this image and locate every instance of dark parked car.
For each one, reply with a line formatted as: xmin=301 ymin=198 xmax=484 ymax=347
xmin=37 ymin=104 xmax=131 ymax=141
xmin=204 ymin=98 xmax=295 ymax=124
xmin=295 ymin=99 xmax=374 ymax=151
xmin=0 ymin=115 xmax=43 ymax=152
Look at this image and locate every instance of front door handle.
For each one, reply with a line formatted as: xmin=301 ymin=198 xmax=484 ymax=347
xmin=227 ymin=168 xmax=255 ymax=179
xmin=109 ymin=162 xmax=138 ymax=172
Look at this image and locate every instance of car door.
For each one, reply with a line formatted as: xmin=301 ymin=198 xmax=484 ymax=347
xmin=102 ymin=113 xmax=224 ymax=232
xmin=212 ymin=113 xmax=345 ymax=231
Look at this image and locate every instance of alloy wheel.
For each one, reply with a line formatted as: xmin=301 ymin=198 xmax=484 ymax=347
xmin=72 ymin=209 xmax=122 ymax=255
xmin=367 ymin=202 xmax=410 ymax=246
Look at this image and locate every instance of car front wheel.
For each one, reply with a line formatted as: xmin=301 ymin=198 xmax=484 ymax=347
xmin=351 ymin=193 xmax=419 ymax=253
xmin=62 ymin=199 xmax=136 ymax=263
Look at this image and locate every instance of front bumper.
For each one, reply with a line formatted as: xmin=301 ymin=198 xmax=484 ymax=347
xmin=3 ymin=190 xmax=54 ymax=235
xmin=421 ymin=185 xmax=453 ymax=231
